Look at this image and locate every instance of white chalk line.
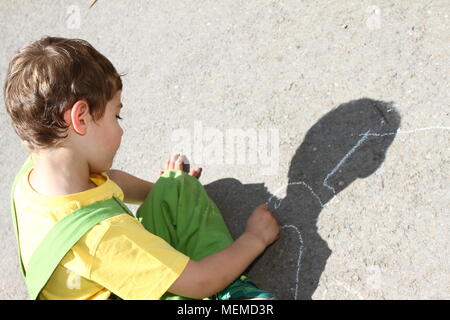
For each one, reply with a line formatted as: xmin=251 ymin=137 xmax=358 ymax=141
xmin=264 ymin=125 xmax=449 ymax=299
xmin=359 ymin=126 xmax=450 ymax=137
xmin=324 ymin=129 xmax=372 ymax=195
xmin=280 ymin=225 xmax=304 ymax=300
xmin=266 ymin=181 xmax=325 ymax=209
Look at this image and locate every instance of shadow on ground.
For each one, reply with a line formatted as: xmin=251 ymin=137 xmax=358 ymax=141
xmin=204 ymin=98 xmax=401 ymax=299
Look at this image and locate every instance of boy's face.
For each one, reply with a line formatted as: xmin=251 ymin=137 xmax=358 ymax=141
xmin=68 ymin=90 xmax=124 ymax=173
xmin=89 ymin=89 xmax=124 ymax=172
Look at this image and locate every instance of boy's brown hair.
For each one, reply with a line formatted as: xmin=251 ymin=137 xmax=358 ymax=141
xmin=3 ymin=36 xmax=123 ymax=152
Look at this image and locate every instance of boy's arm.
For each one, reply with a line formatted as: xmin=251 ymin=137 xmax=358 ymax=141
xmin=106 ymin=154 xmax=200 ymax=205
xmin=106 ymin=169 xmax=154 ymax=205
xmin=168 ymin=204 xmax=280 ymax=299
xmin=169 ymin=232 xmax=266 ymax=299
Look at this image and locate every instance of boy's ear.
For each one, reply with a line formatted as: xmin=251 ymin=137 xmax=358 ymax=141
xmin=65 ymin=100 xmax=90 ymax=135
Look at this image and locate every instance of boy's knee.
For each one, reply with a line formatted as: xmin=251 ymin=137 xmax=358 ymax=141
xmin=158 ymin=170 xmax=205 ymax=196
xmin=161 ymin=169 xmax=199 ymax=184
xmin=160 ymin=169 xmax=187 ymax=181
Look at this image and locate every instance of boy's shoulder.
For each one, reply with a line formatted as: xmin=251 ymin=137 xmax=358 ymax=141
xmin=12 ymin=158 xmax=125 ymax=220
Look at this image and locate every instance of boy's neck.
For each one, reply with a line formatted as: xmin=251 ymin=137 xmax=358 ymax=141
xmin=29 ymin=148 xmax=97 ymax=196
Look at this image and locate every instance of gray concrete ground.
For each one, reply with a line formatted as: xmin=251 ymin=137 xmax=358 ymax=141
xmin=1 ymin=1 xmax=449 ymax=299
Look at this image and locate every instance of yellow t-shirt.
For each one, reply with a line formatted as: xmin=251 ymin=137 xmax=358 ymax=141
xmin=13 ymin=164 xmax=189 ymax=300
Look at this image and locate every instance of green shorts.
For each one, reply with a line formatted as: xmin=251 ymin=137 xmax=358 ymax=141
xmin=135 ymin=169 xmax=234 ymax=299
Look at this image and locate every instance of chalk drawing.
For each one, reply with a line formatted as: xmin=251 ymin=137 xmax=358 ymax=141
xmin=360 ymin=126 xmax=450 ymax=137
xmin=264 ymin=125 xmax=449 ymax=299
xmin=324 ymin=129 xmax=372 ymax=195
xmin=265 ymin=181 xmax=325 ymax=209
xmin=280 ymin=225 xmax=304 ymax=300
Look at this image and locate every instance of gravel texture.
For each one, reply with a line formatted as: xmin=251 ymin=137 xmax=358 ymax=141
xmin=0 ymin=0 xmax=448 ymax=299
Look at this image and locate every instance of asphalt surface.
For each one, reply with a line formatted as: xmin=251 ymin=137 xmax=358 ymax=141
xmin=0 ymin=0 xmax=448 ymax=299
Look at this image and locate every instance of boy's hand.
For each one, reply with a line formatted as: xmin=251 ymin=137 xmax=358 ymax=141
xmin=245 ymin=204 xmax=280 ymax=249
xmin=169 ymin=203 xmax=280 ymax=299
xmin=159 ymin=153 xmax=202 ymax=179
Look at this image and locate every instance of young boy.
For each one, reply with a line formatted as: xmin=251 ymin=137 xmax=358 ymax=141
xmin=4 ymin=36 xmax=280 ymax=300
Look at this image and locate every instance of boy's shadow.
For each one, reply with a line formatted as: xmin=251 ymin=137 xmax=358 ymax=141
xmin=203 ymin=98 xmax=401 ymax=299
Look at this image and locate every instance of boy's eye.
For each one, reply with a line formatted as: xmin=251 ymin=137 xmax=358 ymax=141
xmin=116 ymin=115 xmax=123 ymax=120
